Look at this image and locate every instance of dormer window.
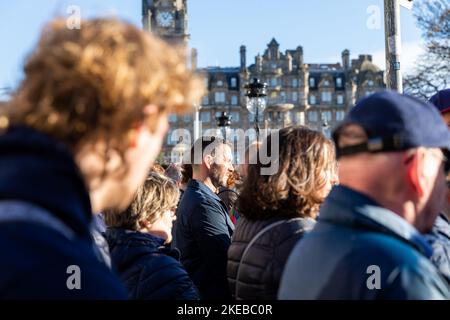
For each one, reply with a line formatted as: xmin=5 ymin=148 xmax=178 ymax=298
xmin=230 ymin=77 xmax=237 ymax=88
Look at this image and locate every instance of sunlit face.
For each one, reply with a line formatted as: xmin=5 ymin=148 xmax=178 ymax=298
xmin=148 ymin=207 xmax=177 ymax=244
xmin=119 ymin=113 xmax=169 ymax=210
xmin=76 ymin=110 xmax=169 ymax=213
xmin=442 ymin=112 xmax=450 ymax=129
xmin=210 ymin=144 xmax=234 ymax=189
xmin=317 ymin=146 xmax=338 ymax=200
xmin=317 ymin=168 xmax=339 ymax=200
xmin=419 ymin=148 xmax=448 ymax=232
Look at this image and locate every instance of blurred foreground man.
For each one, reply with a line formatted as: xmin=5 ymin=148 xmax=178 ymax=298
xmin=279 ymin=91 xmax=450 ymax=299
xmin=0 ymin=18 xmax=202 ymax=299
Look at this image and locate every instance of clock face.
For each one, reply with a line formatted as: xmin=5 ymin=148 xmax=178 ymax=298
xmin=156 ymin=11 xmax=174 ymax=28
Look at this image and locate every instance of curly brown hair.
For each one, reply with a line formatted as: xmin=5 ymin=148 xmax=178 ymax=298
xmin=6 ymin=18 xmax=203 ymax=164
xmin=237 ymin=126 xmax=336 ymax=220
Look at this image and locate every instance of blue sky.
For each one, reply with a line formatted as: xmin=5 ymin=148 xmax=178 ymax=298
xmin=0 ymin=0 xmax=423 ymax=91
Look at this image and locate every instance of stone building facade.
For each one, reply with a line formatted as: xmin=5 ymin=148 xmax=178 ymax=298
xmin=142 ymin=0 xmax=385 ymax=163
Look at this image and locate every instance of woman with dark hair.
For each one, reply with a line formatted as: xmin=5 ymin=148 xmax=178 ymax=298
xmin=227 ymin=126 xmax=337 ymax=300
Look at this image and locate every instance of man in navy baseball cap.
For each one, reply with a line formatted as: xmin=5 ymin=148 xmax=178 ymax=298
xmin=279 ymin=91 xmax=450 ymax=299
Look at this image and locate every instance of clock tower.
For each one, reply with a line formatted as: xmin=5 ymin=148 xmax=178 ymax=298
xmin=142 ymin=0 xmax=189 ymax=46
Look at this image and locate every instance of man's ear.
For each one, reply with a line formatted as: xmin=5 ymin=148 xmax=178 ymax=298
xmin=406 ymin=151 xmax=424 ymax=198
xmin=204 ymin=154 xmax=213 ymax=170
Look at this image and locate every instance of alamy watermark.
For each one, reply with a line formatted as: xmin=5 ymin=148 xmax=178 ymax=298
xmin=366 ymin=265 xmax=381 ymax=290
xmin=66 ymin=5 xmax=81 ymax=30
xmin=169 ymin=123 xmax=281 ymax=176
xmin=66 ymin=265 xmax=81 ymax=290
xmin=366 ymin=5 xmax=381 ymax=30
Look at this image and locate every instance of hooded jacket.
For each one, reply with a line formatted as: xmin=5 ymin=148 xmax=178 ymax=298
xmin=0 ymin=126 xmax=127 ymax=299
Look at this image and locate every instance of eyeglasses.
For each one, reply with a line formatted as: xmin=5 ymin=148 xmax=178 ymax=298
xmin=428 ymin=149 xmax=450 ymax=189
xmin=430 ymin=149 xmax=450 ymax=176
xmin=443 ymin=150 xmax=450 ymax=176
xmin=439 ymin=150 xmax=450 ymax=188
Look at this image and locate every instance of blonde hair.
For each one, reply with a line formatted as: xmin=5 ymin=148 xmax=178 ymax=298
xmin=7 ymin=17 xmax=203 ymax=159
xmin=104 ymin=172 xmax=180 ymax=230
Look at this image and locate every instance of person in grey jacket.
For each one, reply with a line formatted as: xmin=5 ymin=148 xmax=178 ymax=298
xmin=279 ymin=91 xmax=450 ymax=300
xmin=227 ymin=126 xmax=337 ymax=300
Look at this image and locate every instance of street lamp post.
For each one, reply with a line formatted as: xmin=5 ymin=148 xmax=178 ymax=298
xmin=245 ymin=78 xmax=267 ymax=144
xmin=321 ymin=111 xmax=330 ymax=137
xmin=384 ymin=0 xmax=403 ymax=93
xmin=216 ymin=111 xmax=231 ymax=141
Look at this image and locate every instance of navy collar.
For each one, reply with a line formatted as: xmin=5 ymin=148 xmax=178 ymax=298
xmin=319 ymin=185 xmax=433 ymax=258
xmin=107 ymin=228 xmax=166 ymax=247
xmin=0 ymin=126 xmax=93 ymax=238
xmin=187 ymin=179 xmax=222 ymax=202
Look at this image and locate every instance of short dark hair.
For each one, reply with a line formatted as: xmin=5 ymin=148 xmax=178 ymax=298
xmin=189 ymin=136 xmax=229 ymax=165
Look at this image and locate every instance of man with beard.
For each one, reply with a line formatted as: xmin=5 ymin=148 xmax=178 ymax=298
xmin=173 ymin=136 xmax=235 ymax=300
